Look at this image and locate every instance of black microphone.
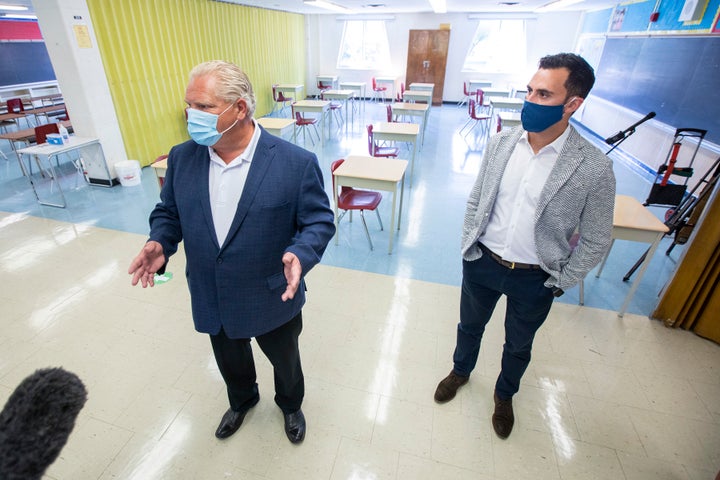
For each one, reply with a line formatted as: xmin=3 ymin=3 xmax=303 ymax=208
xmin=0 ymin=367 xmax=87 ymax=480
xmin=605 ymin=111 xmax=656 ymax=144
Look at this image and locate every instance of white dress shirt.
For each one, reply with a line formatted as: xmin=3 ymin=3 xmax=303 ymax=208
xmin=208 ymin=119 xmax=261 ymax=246
xmin=478 ymin=126 xmax=571 ymax=264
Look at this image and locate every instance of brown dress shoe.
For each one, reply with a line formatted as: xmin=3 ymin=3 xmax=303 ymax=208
xmin=492 ymin=392 xmax=514 ymax=439
xmin=434 ymin=371 xmax=469 ymax=403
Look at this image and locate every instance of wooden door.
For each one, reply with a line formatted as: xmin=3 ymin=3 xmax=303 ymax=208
xmin=405 ymin=29 xmax=450 ymax=106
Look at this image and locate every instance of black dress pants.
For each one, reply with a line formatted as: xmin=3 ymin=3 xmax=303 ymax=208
xmin=210 ymin=312 xmax=304 ymax=414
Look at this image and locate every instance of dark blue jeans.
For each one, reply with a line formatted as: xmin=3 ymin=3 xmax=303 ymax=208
xmin=453 ymin=252 xmax=554 ymax=399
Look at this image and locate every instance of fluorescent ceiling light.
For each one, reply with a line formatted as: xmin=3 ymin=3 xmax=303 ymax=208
xmin=534 ymin=0 xmax=583 ymax=12
xmin=428 ymin=0 xmax=446 ymax=14
xmin=304 ymin=0 xmax=353 ymax=13
xmin=1 ymin=13 xmax=37 ymax=19
xmin=0 ymin=4 xmax=28 ymax=11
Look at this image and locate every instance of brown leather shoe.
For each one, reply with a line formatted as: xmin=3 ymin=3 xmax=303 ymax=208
xmin=492 ymin=392 xmax=514 ymax=439
xmin=434 ymin=371 xmax=469 ymax=403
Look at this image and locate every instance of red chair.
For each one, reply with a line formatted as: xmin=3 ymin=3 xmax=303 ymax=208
xmin=395 ymin=82 xmax=405 ymax=102
xmin=321 ymin=92 xmax=343 ymax=129
xmin=34 ymin=123 xmax=59 ymax=144
xmin=6 ymin=98 xmax=31 ymax=128
xmin=371 ymin=77 xmax=387 ymax=103
xmin=331 ymin=158 xmax=384 ymax=250
xmin=386 ymin=104 xmax=394 ymax=123
xmin=496 ymin=114 xmax=503 ymax=133
xmin=366 ymin=124 xmax=398 ymax=158
xmin=292 ymin=105 xmax=320 ymax=146
xmin=457 ymin=81 xmax=477 ymax=108
xmin=459 ymin=95 xmax=491 ymax=138
xmin=317 ymin=80 xmax=332 ymax=98
xmin=271 ymin=84 xmax=293 ymax=116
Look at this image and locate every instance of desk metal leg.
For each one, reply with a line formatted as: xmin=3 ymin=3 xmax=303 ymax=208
xmin=595 ymin=239 xmax=615 ymax=278
xmin=22 ymin=153 xmax=67 ymax=208
xmin=617 ymin=232 xmax=664 ymax=317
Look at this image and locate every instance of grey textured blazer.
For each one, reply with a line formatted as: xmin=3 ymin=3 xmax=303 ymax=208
xmin=461 ymin=125 xmax=616 ymax=291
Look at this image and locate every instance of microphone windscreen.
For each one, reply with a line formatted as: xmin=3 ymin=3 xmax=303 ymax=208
xmin=0 ymin=367 xmax=87 ymax=480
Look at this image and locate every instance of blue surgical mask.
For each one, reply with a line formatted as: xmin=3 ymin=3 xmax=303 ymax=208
xmin=520 ymin=98 xmax=576 ymax=133
xmin=186 ymin=102 xmax=238 ymax=146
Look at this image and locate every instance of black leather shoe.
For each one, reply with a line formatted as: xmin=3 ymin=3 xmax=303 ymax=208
xmin=434 ymin=371 xmax=469 ymax=403
xmin=283 ymin=409 xmax=306 ymax=444
xmin=215 ymin=398 xmax=259 ymax=439
xmin=492 ymin=392 xmax=514 ymax=439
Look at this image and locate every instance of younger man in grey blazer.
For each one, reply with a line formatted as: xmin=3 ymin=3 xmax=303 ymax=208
xmin=434 ymin=53 xmax=616 ymax=439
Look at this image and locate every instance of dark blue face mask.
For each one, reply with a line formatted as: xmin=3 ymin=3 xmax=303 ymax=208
xmin=520 ymin=98 xmax=576 ymax=132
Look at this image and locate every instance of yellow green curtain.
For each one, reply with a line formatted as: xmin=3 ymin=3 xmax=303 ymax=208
xmin=87 ymin=0 xmax=306 ymax=166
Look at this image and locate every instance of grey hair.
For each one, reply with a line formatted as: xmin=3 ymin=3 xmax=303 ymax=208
xmin=189 ymin=60 xmax=256 ymax=117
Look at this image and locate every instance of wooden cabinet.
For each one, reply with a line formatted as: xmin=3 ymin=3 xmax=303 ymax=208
xmin=405 ymin=29 xmax=450 ymax=106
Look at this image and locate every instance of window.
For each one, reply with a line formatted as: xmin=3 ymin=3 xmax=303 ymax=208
xmin=336 ymin=20 xmax=391 ymax=70
xmin=462 ymin=20 xmax=526 ymax=73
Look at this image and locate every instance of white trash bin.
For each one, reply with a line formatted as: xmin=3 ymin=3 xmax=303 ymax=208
xmin=115 ymin=160 xmax=142 ymax=187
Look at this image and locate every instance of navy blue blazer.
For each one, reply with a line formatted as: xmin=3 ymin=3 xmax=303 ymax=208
xmin=148 ymin=127 xmax=336 ymax=338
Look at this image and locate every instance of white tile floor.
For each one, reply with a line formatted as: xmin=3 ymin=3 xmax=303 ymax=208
xmin=1 ymin=212 xmax=718 ymax=479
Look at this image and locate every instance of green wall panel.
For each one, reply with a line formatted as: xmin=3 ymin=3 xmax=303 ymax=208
xmin=87 ymin=0 xmax=306 ymax=166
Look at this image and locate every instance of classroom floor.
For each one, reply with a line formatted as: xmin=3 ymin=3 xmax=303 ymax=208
xmin=1 ymin=101 xmax=718 ymax=479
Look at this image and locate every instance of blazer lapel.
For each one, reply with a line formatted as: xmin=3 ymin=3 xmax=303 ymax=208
xmin=535 ymin=126 xmax=585 ymax=222
xmin=194 ymin=147 xmax=220 ymax=249
xmin=220 ymin=134 xmax=276 ymax=250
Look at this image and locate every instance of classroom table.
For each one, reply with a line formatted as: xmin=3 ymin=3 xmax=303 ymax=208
xmin=372 ymin=121 xmax=420 ymax=186
xmin=16 ymin=136 xmax=111 ymax=208
xmin=332 ymin=155 xmax=408 ymax=254
xmin=0 ymin=120 xmax=73 ymax=161
xmin=468 ymin=79 xmax=493 ymax=92
xmin=320 ymin=89 xmax=355 ymax=130
xmin=316 ymin=74 xmax=338 ymax=89
xmin=27 ymin=103 xmax=66 ymax=124
xmin=375 ymin=76 xmax=398 ymax=100
xmin=292 ymin=100 xmax=330 ymax=145
xmin=487 ymin=96 xmax=524 ymax=113
xmin=256 ymin=117 xmax=295 ymax=140
xmin=480 ymin=88 xmax=511 ymax=98
xmin=29 ymin=93 xmax=64 ymax=107
xmin=0 ymin=111 xmax=29 ymax=130
xmin=408 ymin=82 xmax=434 ymax=100
xmin=402 ymin=90 xmax=433 ymax=104
xmin=338 ymin=81 xmax=366 ymax=114
xmin=391 ymin=102 xmax=430 ymax=145
xmin=498 ymin=111 xmax=521 ymax=129
xmin=595 ymin=194 xmax=670 ymax=317
xmin=275 ymin=83 xmax=304 ymax=102
xmin=151 ymin=157 xmax=167 ymax=188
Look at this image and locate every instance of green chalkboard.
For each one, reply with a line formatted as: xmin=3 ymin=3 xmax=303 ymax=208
xmin=593 ymin=36 xmax=719 ymax=145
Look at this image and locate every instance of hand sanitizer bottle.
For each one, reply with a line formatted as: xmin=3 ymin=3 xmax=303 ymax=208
xmin=57 ymin=122 xmax=69 ymax=142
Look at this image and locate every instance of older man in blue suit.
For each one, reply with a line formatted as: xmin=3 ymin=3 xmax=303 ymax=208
xmin=129 ymin=61 xmax=335 ymax=444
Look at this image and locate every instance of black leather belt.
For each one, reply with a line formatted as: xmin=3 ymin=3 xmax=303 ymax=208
xmin=478 ymin=242 xmax=541 ymax=270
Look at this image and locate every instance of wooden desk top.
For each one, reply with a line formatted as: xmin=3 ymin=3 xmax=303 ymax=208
xmin=28 ymin=104 xmax=66 ymax=114
xmin=256 ymin=117 xmax=295 ymax=129
xmin=335 ymin=155 xmax=408 ymax=182
xmin=293 ymin=100 xmax=330 ymax=107
xmin=373 ymin=122 xmax=420 ymax=135
xmin=391 ymin=102 xmax=429 ymax=112
xmin=0 ymin=112 xmax=26 ymax=122
xmin=151 ymin=158 xmax=168 ymax=170
xmin=614 ymin=195 xmax=670 ymax=233
xmin=0 ymin=120 xmax=72 ymax=142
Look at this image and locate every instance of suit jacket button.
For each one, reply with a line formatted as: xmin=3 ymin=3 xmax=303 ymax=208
xmin=217 ymin=257 xmax=223 ymax=264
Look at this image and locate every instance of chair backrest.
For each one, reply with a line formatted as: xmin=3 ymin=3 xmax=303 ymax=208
xmin=330 ymin=159 xmax=353 ymax=199
xmin=34 ymin=123 xmax=60 ymax=144
xmin=7 ymin=98 xmax=24 ymax=113
xmin=476 ymin=89 xmax=484 ymax=105
xmin=463 ymin=81 xmax=470 ymax=96
xmin=271 ymin=84 xmax=279 ymax=102
xmin=371 ymin=77 xmax=378 ymax=89
xmin=468 ymin=98 xmax=476 ymax=117
xmin=366 ymin=124 xmax=374 ymax=155
xmin=496 ymin=114 xmax=502 ymax=133
xmin=386 ymin=104 xmax=393 ymax=122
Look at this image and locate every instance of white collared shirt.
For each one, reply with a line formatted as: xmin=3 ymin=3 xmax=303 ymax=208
xmin=478 ymin=126 xmax=571 ymax=264
xmin=208 ymin=119 xmax=261 ymax=246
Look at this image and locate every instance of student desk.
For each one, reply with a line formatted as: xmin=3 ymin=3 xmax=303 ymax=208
xmin=402 ymin=90 xmax=433 ymax=104
xmin=372 ymin=122 xmax=420 ymax=186
xmin=275 ymin=83 xmax=304 ymax=102
xmin=595 ymin=194 xmax=670 ymax=317
xmin=256 ymin=117 xmax=295 ymax=140
xmin=320 ymin=89 xmax=355 ymax=130
xmin=332 ymin=155 xmax=408 ymax=254
xmin=0 ymin=120 xmax=73 ymax=161
xmin=498 ymin=111 xmax=521 ymax=129
xmin=374 ymin=76 xmax=398 ymax=100
xmin=292 ymin=100 xmax=331 ymax=145
xmin=316 ymin=74 xmax=338 ymax=89
xmin=16 ymin=136 xmax=111 ymax=208
xmin=391 ymin=102 xmax=430 ymax=145
xmin=487 ymin=96 xmax=523 ymax=113
xmin=338 ymin=81 xmax=366 ymax=114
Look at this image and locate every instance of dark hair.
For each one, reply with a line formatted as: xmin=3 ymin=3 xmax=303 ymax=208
xmin=538 ymin=53 xmax=595 ymax=99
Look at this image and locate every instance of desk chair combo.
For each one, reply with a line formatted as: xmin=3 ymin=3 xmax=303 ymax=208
xmin=459 ymin=93 xmax=491 ymax=138
xmin=331 ymin=158 xmax=384 ymax=250
xmin=6 ymin=98 xmax=32 ymax=128
xmin=316 ymin=80 xmax=332 ymax=98
xmin=366 ymin=124 xmax=398 ymax=158
xmin=32 ymin=123 xmax=84 ymax=187
xmin=270 ymin=84 xmax=293 ymax=117
xmin=292 ymin=104 xmax=320 ymax=146
xmin=371 ymin=77 xmax=387 ymax=103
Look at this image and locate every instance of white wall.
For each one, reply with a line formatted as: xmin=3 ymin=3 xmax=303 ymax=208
xmin=305 ymin=11 xmax=583 ymax=102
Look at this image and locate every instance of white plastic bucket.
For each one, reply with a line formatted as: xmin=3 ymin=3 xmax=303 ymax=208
xmin=115 ymin=160 xmax=142 ymax=187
